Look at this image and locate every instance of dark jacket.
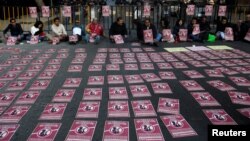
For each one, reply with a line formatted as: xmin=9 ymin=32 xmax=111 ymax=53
xmin=142 ymin=23 xmax=157 ymax=38
xmin=240 ymin=21 xmax=250 ymax=39
xmin=216 ymin=22 xmax=231 ymax=32
xmin=3 ymin=23 xmax=23 ymax=36
xmin=109 ymin=22 xmax=128 ymax=36
xmin=200 ymin=21 xmax=211 ymax=32
xmin=173 ymin=24 xmax=185 ymax=36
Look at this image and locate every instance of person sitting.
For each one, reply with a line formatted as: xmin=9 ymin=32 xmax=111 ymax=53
xmin=215 ymin=17 xmax=231 ymax=40
xmin=199 ymin=16 xmax=211 ymax=41
xmin=70 ymin=21 xmax=85 ymax=44
xmin=142 ymin=18 xmax=162 ymax=46
xmin=3 ymin=18 xmax=24 ymax=43
xmin=30 ymin=21 xmax=46 ymax=41
xmin=187 ymin=17 xmax=202 ymax=42
xmin=109 ymin=17 xmax=128 ymax=42
xmin=173 ymin=19 xmax=185 ymax=42
xmin=85 ymin=18 xmax=104 ymax=44
xmin=51 ymin=17 xmax=68 ymax=41
xmin=240 ymin=13 xmax=250 ymax=41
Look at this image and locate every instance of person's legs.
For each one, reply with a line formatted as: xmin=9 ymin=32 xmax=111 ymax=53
xmin=85 ymin=34 xmax=90 ymax=43
xmin=155 ymin=33 xmax=162 ymax=42
xmin=94 ymin=35 xmax=101 ymax=44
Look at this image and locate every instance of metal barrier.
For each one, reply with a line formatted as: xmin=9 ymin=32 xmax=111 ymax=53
xmin=0 ymin=4 xmax=250 ymax=34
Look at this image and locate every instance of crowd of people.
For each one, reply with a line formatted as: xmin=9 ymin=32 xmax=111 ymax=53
xmin=2 ymin=11 xmax=250 ymax=46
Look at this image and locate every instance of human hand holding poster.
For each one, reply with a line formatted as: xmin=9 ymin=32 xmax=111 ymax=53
xmin=29 ymin=7 xmax=37 ymax=18
xmin=179 ymin=29 xmax=188 ymax=41
xmin=113 ymin=35 xmax=124 ymax=44
xmin=192 ymin=24 xmax=200 ymax=35
xmin=42 ymin=6 xmax=50 ymax=17
xmin=143 ymin=29 xmax=154 ymax=43
xmin=7 ymin=36 xmax=17 ymax=46
xmin=30 ymin=36 xmax=39 ymax=44
xmin=225 ymin=27 xmax=234 ymax=41
xmin=162 ymin=29 xmax=173 ymax=42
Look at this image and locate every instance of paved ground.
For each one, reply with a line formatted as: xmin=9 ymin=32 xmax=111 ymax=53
xmin=0 ymin=39 xmax=250 ymax=141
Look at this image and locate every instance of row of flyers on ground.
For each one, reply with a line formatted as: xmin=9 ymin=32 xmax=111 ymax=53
xmin=29 ymin=5 xmax=227 ymax=18
xmin=6 ymin=27 xmax=250 ymax=46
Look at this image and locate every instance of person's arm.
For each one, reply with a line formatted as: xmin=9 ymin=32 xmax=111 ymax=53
xmin=3 ymin=24 xmax=11 ymax=35
xmin=85 ymin=23 xmax=90 ymax=33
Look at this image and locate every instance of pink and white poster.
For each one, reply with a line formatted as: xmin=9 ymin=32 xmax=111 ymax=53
xmin=109 ymin=87 xmax=128 ymax=100
xmin=0 ymin=93 xmax=17 ymax=106
xmin=30 ymin=80 xmax=51 ymax=90
xmin=69 ymin=35 xmax=78 ymax=42
xmin=224 ymin=27 xmax=234 ymax=41
xmin=63 ymin=78 xmax=82 ymax=87
xmin=134 ymin=118 xmax=164 ymax=141
xmin=102 ymin=5 xmax=110 ymax=17
xmin=229 ymin=76 xmax=250 ymax=86
xmin=161 ymin=115 xmax=197 ymax=138
xmin=191 ymin=92 xmax=221 ymax=106
xmin=108 ymin=101 xmax=130 ymax=118
xmin=228 ymin=91 xmax=250 ymax=105
xmin=186 ymin=5 xmax=195 ymax=16
xmin=162 ymin=29 xmax=173 ymax=42
xmin=218 ymin=5 xmax=227 ymax=17
xmin=179 ymin=29 xmax=188 ymax=41
xmin=42 ymin=6 xmax=50 ymax=17
xmin=29 ymin=7 xmax=37 ymax=18
xmin=0 ymin=105 xmax=30 ymax=123
xmin=103 ymin=121 xmax=129 ymax=141
xmin=205 ymin=5 xmax=213 ymax=16
xmin=39 ymin=103 xmax=67 ymax=120
xmin=130 ymin=85 xmax=151 ymax=97
xmin=7 ymin=81 xmax=28 ymax=91
xmin=203 ymin=109 xmax=237 ymax=125
xmin=28 ymin=123 xmax=61 ymax=141
xmin=183 ymin=70 xmax=205 ymax=79
xmin=131 ymin=100 xmax=156 ymax=117
xmin=143 ymin=5 xmax=151 ymax=17
xmin=30 ymin=36 xmax=39 ymax=44
xmin=151 ymin=83 xmax=172 ymax=94
xmin=83 ymin=88 xmax=102 ymax=100
xmin=192 ymin=24 xmax=200 ymax=35
xmin=107 ymin=75 xmax=124 ymax=84
xmin=0 ymin=124 xmax=19 ymax=141
xmin=113 ymin=35 xmax=124 ymax=44
xmin=6 ymin=36 xmax=17 ymax=46
xmin=158 ymin=98 xmax=179 ymax=114
xmin=63 ymin=6 xmax=71 ymax=17
xmin=159 ymin=71 xmax=176 ymax=79
xmin=52 ymin=89 xmax=75 ymax=102
xmin=207 ymin=80 xmax=235 ymax=91
xmin=180 ymin=80 xmax=204 ymax=91
xmin=87 ymin=76 xmax=104 ymax=85
xmin=125 ymin=75 xmax=144 ymax=84
xmin=143 ymin=29 xmax=154 ymax=43
xmin=15 ymin=91 xmax=40 ymax=105
xmin=76 ymin=101 xmax=100 ymax=118
xmin=65 ymin=120 xmax=97 ymax=141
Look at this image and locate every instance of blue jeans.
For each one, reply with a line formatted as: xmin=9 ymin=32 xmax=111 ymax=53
xmin=85 ymin=34 xmax=101 ymax=43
